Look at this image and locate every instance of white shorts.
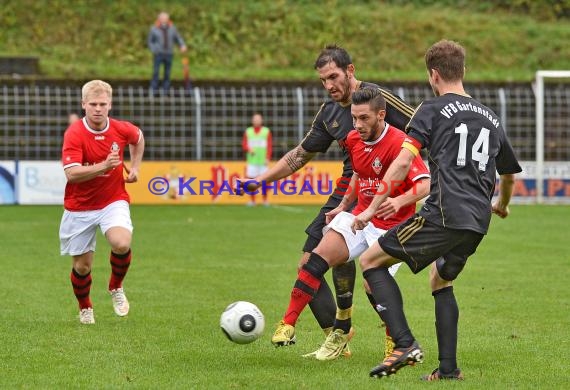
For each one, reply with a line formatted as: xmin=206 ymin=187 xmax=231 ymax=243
xmin=246 ymin=164 xmax=268 ymax=178
xmin=59 ymin=200 xmax=133 ymax=256
xmin=323 ymin=211 xmax=401 ymax=276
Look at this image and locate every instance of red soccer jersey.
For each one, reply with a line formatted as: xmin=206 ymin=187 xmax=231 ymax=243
xmin=346 ymin=124 xmax=430 ymax=230
xmin=62 ymin=117 xmax=142 ymax=211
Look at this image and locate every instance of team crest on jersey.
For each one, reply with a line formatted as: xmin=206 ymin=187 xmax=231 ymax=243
xmin=332 ymin=120 xmax=339 ymax=128
xmin=110 ymin=142 xmax=119 ymax=152
xmin=372 ymin=157 xmax=382 ymax=174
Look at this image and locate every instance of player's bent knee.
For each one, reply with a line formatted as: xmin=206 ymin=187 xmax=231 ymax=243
xmin=430 ymin=272 xmax=452 ymax=291
xmin=106 ymin=229 xmax=132 ymax=254
xmin=109 ymin=237 xmax=131 ymax=254
xmin=111 ymin=245 xmax=131 ymax=255
xmin=313 ymin=248 xmax=338 ymax=267
xmin=111 ymin=243 xmax=131 ymax=255
xmin=72 ymin=251 xmax=93 ymax=272
xmin=359 ymin=252 xmax=374 ymax=271
xmin=74 ymin=263 xmax=91 ymax=275
xmin=432 ymin=258 xmax=461 ymax=288
xmin=72 ymin=256 xmax=92 ymax=275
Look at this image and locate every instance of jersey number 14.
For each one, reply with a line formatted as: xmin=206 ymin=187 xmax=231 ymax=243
xmin=455 ymin=123 xmax=489 ymax=171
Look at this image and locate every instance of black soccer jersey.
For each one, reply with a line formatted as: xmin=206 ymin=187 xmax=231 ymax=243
xmin=301 ymin=82 xmax=414 ymax=178
xmin=406 ymin=93 xmax=522 ymax=234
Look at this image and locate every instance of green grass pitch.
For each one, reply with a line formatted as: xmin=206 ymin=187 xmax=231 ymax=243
xmin=0 ymin=204 xmax=568 ymax=389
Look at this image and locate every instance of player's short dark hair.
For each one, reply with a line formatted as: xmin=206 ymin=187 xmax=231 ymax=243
xmin=351 ymin=87 xmax=386 ymax=112
xmin=314 ymin=44 xmax=352 ymax=71
xmin=425 ymin=40 xmax=465 ymax=82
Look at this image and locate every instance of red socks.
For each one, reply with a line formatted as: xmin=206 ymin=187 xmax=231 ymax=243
xmin=71 ymin=269 xmax=92 ymax=309
xmin=283 ymin=269 xmax=321 ymax=325
xmin=108 ymin=249 xmax=132 ymax=291
xmin=283 ymin=253 xmax=329 ymax=326
xmin=71 ymin=249 xmax=131 ymax=310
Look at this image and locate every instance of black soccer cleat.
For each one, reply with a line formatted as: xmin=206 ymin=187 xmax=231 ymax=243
xmin=421 ymin=368 xmax=464 ymax=381
xmin=369 ymin=340 xmax=424 ymax=378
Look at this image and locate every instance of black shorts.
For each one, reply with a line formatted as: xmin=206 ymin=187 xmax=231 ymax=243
xmin=378 ymin=214 xmax=484 ymax=281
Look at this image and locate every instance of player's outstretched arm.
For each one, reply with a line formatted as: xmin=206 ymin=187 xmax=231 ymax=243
xmin=245 ymin=144 xmax=316 ymax=191
xmin=492 ymin=173 xmax=516 ymax=218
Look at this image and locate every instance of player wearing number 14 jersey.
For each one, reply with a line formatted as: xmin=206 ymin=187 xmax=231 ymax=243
xmin=405 ymin=95 xmax=519 ymax=233
xmin=352 ymin=40 xmax=522 ymax=380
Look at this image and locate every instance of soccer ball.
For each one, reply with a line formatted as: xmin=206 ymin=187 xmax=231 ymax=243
xmin=220 ymin=301 xmax=265 ymax=344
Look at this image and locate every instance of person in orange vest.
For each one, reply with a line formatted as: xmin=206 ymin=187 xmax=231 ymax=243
xmin=242 ymin=113 xmax=272 ymax=206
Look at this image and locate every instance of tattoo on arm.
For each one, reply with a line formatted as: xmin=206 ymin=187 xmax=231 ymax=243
xmin=284 ymin=145 xmax=316 ymax=172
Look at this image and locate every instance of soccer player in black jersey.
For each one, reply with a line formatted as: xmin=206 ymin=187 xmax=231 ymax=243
xmin=352 ymin=40 xmax=522 ymax=380
xmin=243 ymin=44 xmax=414 ymax=355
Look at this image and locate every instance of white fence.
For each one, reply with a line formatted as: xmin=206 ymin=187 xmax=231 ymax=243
xmin=0 ymin=82 xmax=568 ymax=203
xmin=1 ymin=82 xmax=568 ymax=162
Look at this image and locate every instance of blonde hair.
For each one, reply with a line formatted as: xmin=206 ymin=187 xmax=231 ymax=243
xmin=82 ymin=80 xmax=113 ymax=101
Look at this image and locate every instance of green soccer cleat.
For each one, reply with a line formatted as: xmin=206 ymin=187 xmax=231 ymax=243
xmin=314 ymin=327 xmax=355 ymax=361
xmin=272 ymin=320 xmax=296 ymax=346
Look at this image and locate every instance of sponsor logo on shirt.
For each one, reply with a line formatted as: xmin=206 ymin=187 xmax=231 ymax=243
xmin=94 ymin=135 xmax=105 ymax=140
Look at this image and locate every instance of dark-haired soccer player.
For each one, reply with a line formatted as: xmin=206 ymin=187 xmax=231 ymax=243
xmin=271 ymin=87 xmax=430 ymax=361
xmin=351 ymin=40 xmax=522 ymax=380
xmin=244 ymin=44 xmax=414 ymax=356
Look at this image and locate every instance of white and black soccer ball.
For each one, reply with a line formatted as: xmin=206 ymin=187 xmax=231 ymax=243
xmin=220 ymin=301 xmax=265 ymax=344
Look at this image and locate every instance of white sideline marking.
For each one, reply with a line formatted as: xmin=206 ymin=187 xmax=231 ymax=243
xmin=270 ymin=205 xmax=306 ymax=214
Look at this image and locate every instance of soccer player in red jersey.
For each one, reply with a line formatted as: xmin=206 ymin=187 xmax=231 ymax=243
xmin=59 ymin=80 xmax=145 ymax=324
xmin=243 ymin=45 xmax=415 ymax=356
xmin=271 ymin=88 xmax=430 ymax=360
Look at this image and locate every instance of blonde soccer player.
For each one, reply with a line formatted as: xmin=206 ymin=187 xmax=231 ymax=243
xmin=59 ymin=80 xmax=144 ymax=324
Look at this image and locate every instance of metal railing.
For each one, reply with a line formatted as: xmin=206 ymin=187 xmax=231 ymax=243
xmin=1 ymin=83 xmax=568 ymax=162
